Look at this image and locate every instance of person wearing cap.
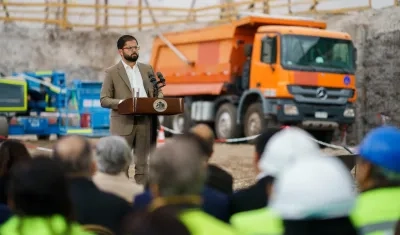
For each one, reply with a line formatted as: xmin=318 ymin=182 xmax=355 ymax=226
xmin=269 ymin=156 xmax=358 ymax=235
xmin=230 ymin=127 xmax=325 ymax=234
xmin=351 ymin=126 xmax=400 ymax=235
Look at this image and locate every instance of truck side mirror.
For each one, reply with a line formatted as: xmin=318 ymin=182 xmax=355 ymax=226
xmin=261 ymin=36 xmax=277 ymax=64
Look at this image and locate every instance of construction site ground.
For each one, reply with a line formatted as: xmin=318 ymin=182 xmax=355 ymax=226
xmin=21 ymin=136 xmax=350 ymax=190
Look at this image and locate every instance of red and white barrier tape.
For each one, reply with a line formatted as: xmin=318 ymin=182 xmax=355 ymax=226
xmin=0 ymin=126 xmax=357 ymax=154
xmin=160 ymin=125 xmax=356 ymax=153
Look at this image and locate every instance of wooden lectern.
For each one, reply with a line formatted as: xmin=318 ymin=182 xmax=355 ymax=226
xmin=117 ymin=97 xmax=184 ymax=115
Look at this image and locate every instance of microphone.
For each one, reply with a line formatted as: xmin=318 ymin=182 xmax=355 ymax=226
xmin=156 ymin=72 xmax=166 ymax=89
xmin=148 ymin=71 xmax=161 ymax=98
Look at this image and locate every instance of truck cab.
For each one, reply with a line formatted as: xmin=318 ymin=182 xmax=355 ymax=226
xmin=239 ymin=25 xmax=357 ymax=142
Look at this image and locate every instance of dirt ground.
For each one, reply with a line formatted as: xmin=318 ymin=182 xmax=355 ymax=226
xmin=20 ymin=136 xmax=351 ymax=190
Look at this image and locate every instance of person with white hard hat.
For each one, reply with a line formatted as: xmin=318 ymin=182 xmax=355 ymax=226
xmin=350 ymin=126 xmax=400 ymax=235
xmin=230 ymin=127 xmax=325 ymax=234
xmin=269 ymin=156 xmax=358 ymax=235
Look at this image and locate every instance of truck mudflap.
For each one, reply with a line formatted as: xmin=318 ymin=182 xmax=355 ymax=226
xmin=272 ymin=99 xmax=355 ymax=129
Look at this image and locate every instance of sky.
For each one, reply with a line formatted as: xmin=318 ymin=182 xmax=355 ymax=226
xmin=1 ymin=0 xmax=395 ymax=29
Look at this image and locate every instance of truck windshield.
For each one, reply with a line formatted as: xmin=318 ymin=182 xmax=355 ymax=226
xmin=281 ymin=34 xmax=355 ymax=74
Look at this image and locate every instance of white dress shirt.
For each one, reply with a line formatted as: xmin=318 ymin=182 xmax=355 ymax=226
xmin=121 ymin=60 xmax=148 ymax=98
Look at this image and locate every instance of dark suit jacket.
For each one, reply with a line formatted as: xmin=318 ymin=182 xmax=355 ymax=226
xmin=68 ymin=177 xmax=132 ymax=234
xmin=229 ymin=176 xmax=270 ymax=216
xmin=206 ymin=164 xmax=233 ymax=195
xmin=132 ymin=186 xmax=230 ymax=223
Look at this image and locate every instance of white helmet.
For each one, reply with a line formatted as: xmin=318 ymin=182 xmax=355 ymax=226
xmin=269 ymin=156 xmax=356 ymax=220
xmin=258 ymin=127 xmax=323 ymax=178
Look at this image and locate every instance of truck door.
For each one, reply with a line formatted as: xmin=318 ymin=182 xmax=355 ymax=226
xmin=250 ymin=33 xmax=278 ymax=95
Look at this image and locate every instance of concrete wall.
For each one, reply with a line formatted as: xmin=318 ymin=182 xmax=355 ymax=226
xmin=323 ymin=7 xmax=400 ymax=143
xmin=0 ymin=21 xmax=207 ymax=81
xmin=1 ymin=6 xmax=400 ymax=143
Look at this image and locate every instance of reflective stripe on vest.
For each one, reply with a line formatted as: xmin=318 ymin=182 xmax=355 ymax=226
xmin=359 ymin=220 xmax=397 ymax=235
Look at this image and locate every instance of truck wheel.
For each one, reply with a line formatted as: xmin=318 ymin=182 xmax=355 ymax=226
xmin=244 ymin=102 xmax=264 ymax=143
xmin=0 ymin=117 xmax=9 ymax=139
xmin=215 ymin=103 xmax=241 ymax=140
xmin=37 ymin=135 xmax=50 ymax=141
xmin=183 ymin=102 xmax=194 ymax=133
xmin=172 ymin=114 xmax=185 ymax=135
xmin=244 ymin=102 xmax=279 ymax=144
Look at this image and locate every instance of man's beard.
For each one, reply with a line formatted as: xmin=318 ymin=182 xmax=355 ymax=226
xmin=124 ymin=52 xmax=139 ymax=62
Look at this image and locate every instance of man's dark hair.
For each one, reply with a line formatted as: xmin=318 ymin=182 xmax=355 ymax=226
xmin=8 ymin=156 xmax=74 ymax=222
xmin=255 ymin=129 xmax=281 ymax=159
xmin=117 ymin=35 xmax=138 ymax=49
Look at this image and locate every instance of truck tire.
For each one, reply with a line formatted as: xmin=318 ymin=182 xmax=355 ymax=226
xmin=244 ymin=102 xmax=279 ymax=144
xmin=0 ymin=117 xmax=9 ymax=139
xmin=215 ymin=103 xmax=241 ymax=140
xmin=183 ymin=102 xmax=194 ymax=133
xmin=172 ymin=114 xmax=185 ymax=135
xmin=37 ymin=135 xmax=50 ymax=141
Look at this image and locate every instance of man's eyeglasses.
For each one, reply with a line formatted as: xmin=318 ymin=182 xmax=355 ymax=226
xmin=123 ymin=46 xmax=140 ymax=51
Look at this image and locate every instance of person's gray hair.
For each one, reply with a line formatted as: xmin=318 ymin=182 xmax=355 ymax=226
xmin=149 ymin=135 xmax=207 ymax=197
xmin=95 ymin=136 xmax=132 ymax=175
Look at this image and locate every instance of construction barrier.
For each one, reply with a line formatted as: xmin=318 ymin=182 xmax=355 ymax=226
xmin=160 ymin=126 xmax=356 ymax=154
xmin=0 ymin=125 xmax=357 ymax=154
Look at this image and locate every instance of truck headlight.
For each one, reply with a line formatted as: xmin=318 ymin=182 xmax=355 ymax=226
xmin=283 ymin=104 xmax=299 ymax=116
xmin=343 ymin=108 xmax=355 ymax=117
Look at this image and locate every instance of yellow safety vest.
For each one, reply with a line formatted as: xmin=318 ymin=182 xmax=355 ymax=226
xmin=180 ymin=209 xmax=237 ymax=235
xmin=351 ymin=186 xmax=400 ymax=235
xmin=0 ymin=215 xmax=93 ymax=235
xmin=230 ymin=207 xmax=283 ymax=235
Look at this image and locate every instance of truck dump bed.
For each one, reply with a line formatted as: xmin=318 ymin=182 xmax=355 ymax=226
xmin=150 ymin=15 xmax=327 ymax=96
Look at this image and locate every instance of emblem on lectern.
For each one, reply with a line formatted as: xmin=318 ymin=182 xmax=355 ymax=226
xmin=153 ymin=99 xmax=167 ymax=112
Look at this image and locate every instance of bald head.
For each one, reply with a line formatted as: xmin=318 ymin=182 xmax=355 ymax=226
xmin=52 ymin=135 xmax=93 ymax=175
xmin=190 ymin=124 xmax=214 ymax=157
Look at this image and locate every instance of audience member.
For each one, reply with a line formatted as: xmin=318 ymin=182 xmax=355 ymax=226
xmin=133 ymin=133 xmax=231 ymax=223
xmin=190 ymin=124 xmax=233 ymax=195
xmin=0 ymin=139 xmax=31 ymax=204
xmin=140 ymin=134 xmax=235 ymax=234
xmin=351 ymin=126 xmax=400 ymax=235
xmin=270 ymin=156 xmax=358 ymax=235
xmin=52 ymin=135 xmax=132 ymax=234
xmin=0 ymin=156 xmax=91 ymax=234
xmin=230 ymin=127 xmax=326 ymax=234
xmin=93 ymin=136 xmax=143 ymax=204
xmin=230 ymin=129 xmax=280 ymax=215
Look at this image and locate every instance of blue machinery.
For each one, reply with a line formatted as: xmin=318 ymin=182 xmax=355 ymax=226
xmin=0 ymin=70 xmax=110 ymax=139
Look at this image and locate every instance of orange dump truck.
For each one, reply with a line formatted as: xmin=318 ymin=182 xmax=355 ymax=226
xmin=150 ymin=14 xmax=357 ymax=143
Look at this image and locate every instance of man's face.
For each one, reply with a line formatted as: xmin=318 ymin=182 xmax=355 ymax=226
xmin=119 ymin=40 xmax=140 ymax=62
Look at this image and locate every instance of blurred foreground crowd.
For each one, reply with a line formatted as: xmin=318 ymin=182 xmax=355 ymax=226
xmin=0 ymin=124 xmax=398 ymax=235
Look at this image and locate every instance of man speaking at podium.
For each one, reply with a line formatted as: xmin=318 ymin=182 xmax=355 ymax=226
xmin=100 ymin=35 xmax=162 ymax=185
